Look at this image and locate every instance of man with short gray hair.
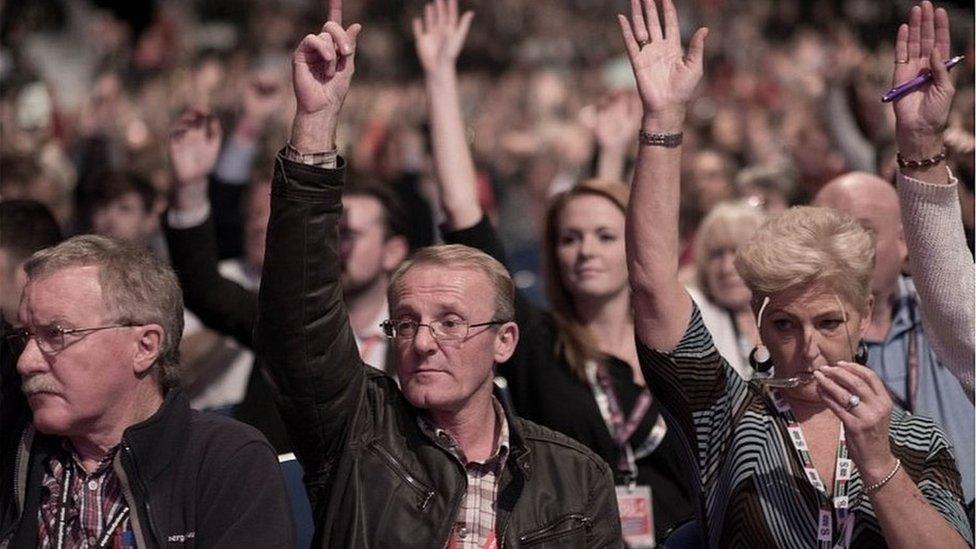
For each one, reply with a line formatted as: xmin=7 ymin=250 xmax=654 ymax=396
xmin=255 ymin=6 xmax=621 ymax=547
xmin=0 ymin=235 xmax=293 ymax=548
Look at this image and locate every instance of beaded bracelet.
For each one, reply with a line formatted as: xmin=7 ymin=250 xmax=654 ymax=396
xmin=863 ymin=458 xmax=901 ymax=495
xmin=638 ymin=130 xmax=683 ymax=148
xmin=896 ymin=148 xmax=947 ymax=169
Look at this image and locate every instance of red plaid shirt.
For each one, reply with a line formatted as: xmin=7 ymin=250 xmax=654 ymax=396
xmin=37 ymin=442 xmax=132 ymax=548
xmin=424 ymin=399 xmax=510 ymax=549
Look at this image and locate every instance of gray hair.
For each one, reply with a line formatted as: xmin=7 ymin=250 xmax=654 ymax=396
xmin=388 ymin=244 xmax=514 ymax=322
xmin=24 ymin=235 xmax=184 ymax=389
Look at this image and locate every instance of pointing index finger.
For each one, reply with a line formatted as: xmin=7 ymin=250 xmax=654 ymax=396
xmin=329 ymin=0 xmax=342 ymax=26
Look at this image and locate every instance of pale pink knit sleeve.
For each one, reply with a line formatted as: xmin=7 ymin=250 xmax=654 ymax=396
xmin=897 ymin=170 xmax=975 ymax=403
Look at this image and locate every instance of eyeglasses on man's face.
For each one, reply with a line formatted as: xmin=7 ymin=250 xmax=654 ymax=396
xmin=380 ymin=317 xmax=510 ymax=342
xmin=5 ymin=323 xmax=137 ymax=354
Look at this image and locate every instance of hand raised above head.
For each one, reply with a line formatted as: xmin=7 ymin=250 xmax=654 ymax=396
xmin=168 ymin=109 xmax=222 ymax=189
xmin=892 ymin=1 xmax=955 ymax=157
xmin=292 ymin=20 xmax=362 ymax=117
xmin=617 ymin=0 xmax=708 ymax=127
xmin=413 ymin=0 xmax=474 ymax=76
xmin=290 ymin=0 xmax=362 ymax=153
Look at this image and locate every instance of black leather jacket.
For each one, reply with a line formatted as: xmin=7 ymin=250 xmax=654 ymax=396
xmin=255 ymin=153 xmax=623 ymax=548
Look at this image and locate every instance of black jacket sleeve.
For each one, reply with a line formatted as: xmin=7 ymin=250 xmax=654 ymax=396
xmin=208 ymin=173 xmax=248 ymax=260
xmin=254 ymin=153 xmax=364 ymax=482
xmin=164 ymin=214 xmax=256 ymax=348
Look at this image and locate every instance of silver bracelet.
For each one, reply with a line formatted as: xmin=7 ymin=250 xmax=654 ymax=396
xmin=638 ymin=130 xmax=683 ymax=148
xmin=863 ymin=458 xmax=901 ymax=495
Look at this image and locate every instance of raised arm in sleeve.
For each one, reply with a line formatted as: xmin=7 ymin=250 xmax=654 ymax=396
xmin=897 ymin=171 xmax=975 ymax=402
xmin=164 ymin=213 xmax=257 ymax=348
xmin=255 ymin=154 xmax=365 ymax=478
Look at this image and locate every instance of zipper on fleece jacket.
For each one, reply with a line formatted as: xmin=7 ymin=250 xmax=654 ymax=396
xmin=115 ymin=439 xmax=154 ymax=548
xmin=3 ymin=426 xmax=35 ymax=541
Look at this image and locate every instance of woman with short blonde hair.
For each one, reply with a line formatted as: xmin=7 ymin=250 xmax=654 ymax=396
xmin=735 ymin=206 xmax=875 ymax=313
xmin=620 ymin=1 xmax=971 ymax=546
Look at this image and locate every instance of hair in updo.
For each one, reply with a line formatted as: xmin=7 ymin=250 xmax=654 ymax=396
xmin=734 ymin=206 xmax=875 ymax=311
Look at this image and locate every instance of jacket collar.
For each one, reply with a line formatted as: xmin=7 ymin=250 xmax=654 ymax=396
xmin=411 ymin=385 xmax=534 ymax=478
xmin=494 ymin=385 xmax=532 ymax=478
xmin=22 ymin=389 xmax=189 ymax=483
xmin=118 ymin=389 xmax=191 ymax=482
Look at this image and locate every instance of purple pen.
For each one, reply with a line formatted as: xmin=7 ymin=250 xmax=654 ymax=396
xmin=882 ymin=55 xmax=965 ymax=103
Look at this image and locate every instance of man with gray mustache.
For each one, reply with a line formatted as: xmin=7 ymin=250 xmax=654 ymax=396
xmin=0 ymin=235 xmax=293 ymax=548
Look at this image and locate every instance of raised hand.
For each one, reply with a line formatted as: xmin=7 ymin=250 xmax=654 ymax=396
xmin=412 ymin=0 xmax=474 ymax=75
xmin=169 ymin=109 xmax=222 ymax=189
xmin=586 ymin=91 xmax=643 ymax=153
xmin=415 ymin=0 xmax=480 ymax=229
xmin=290 ymin=0 xmax=361 ymax=152
xmin=293 ymin=24 xmax=361 ymax=116
xmin=617 ymin=0 xmax=707 ymax=126
xmin=891 ymin=1 xmax=955 ymax=158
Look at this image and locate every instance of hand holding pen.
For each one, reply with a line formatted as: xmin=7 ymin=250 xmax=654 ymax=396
xmin=883 ymin=55 xmax=963 ymax=103
xmin=890 ymin=1 xmax=956 ymax=169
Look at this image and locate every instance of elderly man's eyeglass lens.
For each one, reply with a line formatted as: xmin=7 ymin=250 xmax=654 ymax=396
xmin=380 ymin=318 xmax=509 ymax=341
xmin=5 ymin=324 xmax=136 ymax=353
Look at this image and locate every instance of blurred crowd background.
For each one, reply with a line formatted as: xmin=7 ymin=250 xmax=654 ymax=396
xmin=2 ymin=0 xmax=974 ymax=303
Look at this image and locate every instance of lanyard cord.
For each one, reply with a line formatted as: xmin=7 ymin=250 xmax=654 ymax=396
xmin=770 ymin=390 xmax=856 ymax=548
xmin=592 ymin=366 xmax=653 ymax=482
xmin=55 ymin=463 xmax=130 ymax=549
xmin=905 ymin=303 xmax=920 ymax=414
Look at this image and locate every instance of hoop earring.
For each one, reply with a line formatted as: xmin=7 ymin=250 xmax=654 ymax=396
xmin=748 ymin=296 xmax=773 ymax=374
xmin=854 ymin=341 xmax=869 ymax=365
xmin=749 ymin=344 xmax=774 ymax=373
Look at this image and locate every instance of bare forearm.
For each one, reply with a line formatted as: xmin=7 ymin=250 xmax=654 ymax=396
xmin=425 ymin=69 xmax=481 ymax=230
xmin=868 ymin=471 xmax=968 ymax=549
xmin=291 ymin=111 xmax=339 ymax=153
xmin=626 ymin=113 xmax=692 ymax=350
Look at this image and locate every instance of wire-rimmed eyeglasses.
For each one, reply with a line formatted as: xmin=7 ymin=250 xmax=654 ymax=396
xmin=5 ymin=323 xmax=137 ymax=354
xmin=380 ymin=318 xmax=510 ymax=342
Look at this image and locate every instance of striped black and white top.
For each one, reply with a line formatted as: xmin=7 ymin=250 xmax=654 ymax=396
xmin=638 ymin=305 xmax=973 ymax=547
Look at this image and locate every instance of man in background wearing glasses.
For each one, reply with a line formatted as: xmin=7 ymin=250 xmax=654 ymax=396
xmin=255 ymin=9 xmax=620 ymax=547
xmin=0 ymin=235 xmax=293 ymax=547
